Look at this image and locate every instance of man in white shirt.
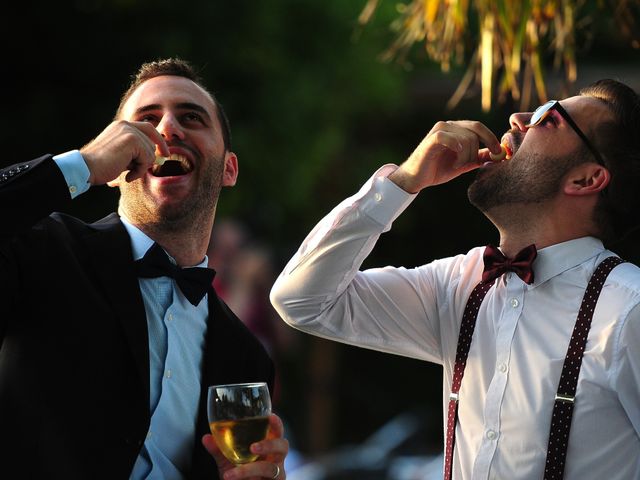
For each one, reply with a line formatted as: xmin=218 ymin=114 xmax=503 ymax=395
xmin=270 ymin=79 xmax=640 ymax=479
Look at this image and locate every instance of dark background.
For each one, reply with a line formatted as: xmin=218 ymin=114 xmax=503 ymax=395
xmin=4 ymin=0 xmax=640 ymax=465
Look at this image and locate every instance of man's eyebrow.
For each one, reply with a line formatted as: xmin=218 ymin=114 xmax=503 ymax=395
xmin=134 ymin=102 xmax=212 ymax=121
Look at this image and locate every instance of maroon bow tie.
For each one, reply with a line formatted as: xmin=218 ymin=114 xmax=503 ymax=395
xmin=482 ymin=244 xmax=537 ymax=284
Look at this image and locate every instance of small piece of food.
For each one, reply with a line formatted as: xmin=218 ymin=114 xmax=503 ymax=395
xmin=503 ymin=143 xmax=512 ymax=159
xmin=489 ymin=144 xmax=508 ymax=162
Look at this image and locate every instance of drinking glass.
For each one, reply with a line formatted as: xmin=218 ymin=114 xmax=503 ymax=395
xmin=207 ymin=382 xmax=271 ymax=464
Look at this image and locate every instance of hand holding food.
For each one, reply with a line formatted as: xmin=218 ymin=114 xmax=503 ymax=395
xmin=389 ymin=120 xmax=502 ymax=193
xmin=82 ymin=120 xmax=170 ymax=185
xmin=489 ymin=143 xmax=512 ymax=162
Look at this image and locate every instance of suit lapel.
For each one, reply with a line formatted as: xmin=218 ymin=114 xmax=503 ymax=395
xmin=190 ymin=287 xmax=236 ymax=478
xmin=196 ymin=288 xmax=232 ymax=429
xmin=84 ymin=213 xmax=150 ymax=404
xmin=191 ymin=282 xmax=274 ymax=478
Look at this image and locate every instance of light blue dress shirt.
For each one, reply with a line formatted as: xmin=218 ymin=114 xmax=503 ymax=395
xmin=54 ymin=151 xmax=210 ymax=479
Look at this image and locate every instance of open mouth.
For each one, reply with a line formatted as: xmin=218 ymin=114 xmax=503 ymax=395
xmin=152 ymin=154 xmax=193 ymax=177
xmin=496 ymin=136 xmax=515 ymax=161
xmin=503 ymin=141 xmax=513 ymax=160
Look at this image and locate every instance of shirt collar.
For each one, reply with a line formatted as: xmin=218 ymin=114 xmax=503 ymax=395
xmin=120 ymin=216 xmax=155 ymax=261
xmin=119 ymin=215 xmax=209 ymax=267
xmin=531 ymin=236 xmax=605 ymax=288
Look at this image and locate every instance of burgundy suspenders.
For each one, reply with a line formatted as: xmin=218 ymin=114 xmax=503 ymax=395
xmin=542 ymin=256 xmax=625 ymax=479
xmin=444 ymin=280 xmax=495 ymax=480
xmin=444 ymin=256 xmax=625 ymax=480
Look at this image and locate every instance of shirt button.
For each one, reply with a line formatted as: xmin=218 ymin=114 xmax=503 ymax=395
xmin=510 ymin=298 xmax=519 ymax=308
xmin=374 ymin=193 xmax=382 ymax=202
xmin=147 ymin=431 xmax=152 ymax=439
xmin=486 ymin=429 xmax=497 ymax=440
xmin=167 ymin=313 xmax=173 ymax=322
xmin=69 ymin=185 xmax=77 ymax=194
xmin=498 ymin=363 xmax=507 ymax=373
xmin=165 ymin=369 xmax=172 ymax=379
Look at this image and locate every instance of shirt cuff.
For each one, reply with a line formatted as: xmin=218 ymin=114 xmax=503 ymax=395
xmin=359 ymin=164 xmax=417 ymax=227
xmin=53 ymin=150 xmax=91 ymax=199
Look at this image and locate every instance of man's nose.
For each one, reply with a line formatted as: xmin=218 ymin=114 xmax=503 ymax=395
xmin=509 ymin=112 xmax=533 ymax=132
xmin=157 ymin=114 xmax=185 ymax=140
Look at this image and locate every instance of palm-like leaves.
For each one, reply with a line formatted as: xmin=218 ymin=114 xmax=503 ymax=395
xmin=359 ymin=0 xmax=640 ymax=111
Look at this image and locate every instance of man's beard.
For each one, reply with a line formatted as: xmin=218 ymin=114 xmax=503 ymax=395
xmin=118 ymin=152 xmax=225 ymax=233
xmin=467 ymin=149 xmax=581 ymax=213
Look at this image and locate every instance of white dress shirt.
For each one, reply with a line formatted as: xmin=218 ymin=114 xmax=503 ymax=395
xmin=271 ymin=165 xmax=640 ymax=479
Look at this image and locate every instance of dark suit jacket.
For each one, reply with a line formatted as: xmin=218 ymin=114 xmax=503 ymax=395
xmin=0 ymin=155 xmax=275 ymax=479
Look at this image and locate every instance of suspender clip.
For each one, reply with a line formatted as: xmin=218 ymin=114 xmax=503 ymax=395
xmin=555 ymin=393 xmax=575 ymax=404
xmin=449 ymin=392 xmax=459 ymax=402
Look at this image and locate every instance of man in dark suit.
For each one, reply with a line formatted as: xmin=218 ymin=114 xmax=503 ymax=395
xmin=0 ymin=58 xmax=288 ymax=479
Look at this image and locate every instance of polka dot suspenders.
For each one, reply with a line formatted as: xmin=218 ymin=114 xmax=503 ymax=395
xmin=443 ymin=256 xmax=625 ymax=480
xmin=444 ymin=280 xmax=495 ymax=480
xmin=543 ymin=256 xmax=625 ymax=478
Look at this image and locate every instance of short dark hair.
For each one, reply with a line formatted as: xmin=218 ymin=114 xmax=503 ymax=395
xmin=580 ymin=79 xmax=640 ymax=242
xmin=115 ymin=58 xmax=232 ymax=151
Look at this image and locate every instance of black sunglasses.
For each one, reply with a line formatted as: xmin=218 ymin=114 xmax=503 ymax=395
xmin=526 ymin=100 xmax=606 ymax=166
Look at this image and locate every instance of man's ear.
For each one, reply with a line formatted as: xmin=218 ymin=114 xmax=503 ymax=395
xmin=222 ymin=151 xmax=239 ymax=187
xmin=564 ymin=163 xmax=610 ymax=196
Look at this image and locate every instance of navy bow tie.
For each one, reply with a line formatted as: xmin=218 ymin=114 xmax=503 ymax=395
xmin=135 ymin=242 xmax=215 ymax=306
xmin=482 ymin=244 xmax=537 ymax=285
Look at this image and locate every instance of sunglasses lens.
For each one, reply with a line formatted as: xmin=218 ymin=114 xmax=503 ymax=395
xmin=528 ymin=101 xmax=556 ymax=127
xmin=530 ymin=111 xmax=543 ymax=125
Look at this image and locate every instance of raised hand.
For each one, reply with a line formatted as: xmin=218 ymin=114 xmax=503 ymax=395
xmin=80 ymin=120 xmax=170 ymax=185
xmin=389 ymin=120 xmax=503 ymax=193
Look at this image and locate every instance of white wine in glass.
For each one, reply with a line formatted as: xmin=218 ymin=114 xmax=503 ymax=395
xmin=207 ymin=382 xmax=271 ymax=464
